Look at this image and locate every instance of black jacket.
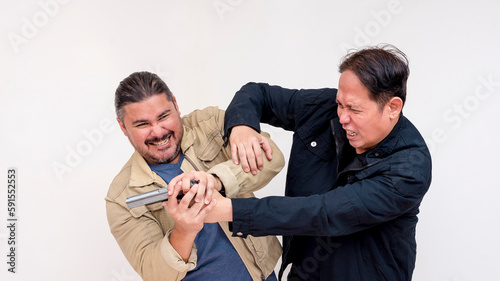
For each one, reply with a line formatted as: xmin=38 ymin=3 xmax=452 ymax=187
xmin=224 ymin=82 xmax=432 ymax=280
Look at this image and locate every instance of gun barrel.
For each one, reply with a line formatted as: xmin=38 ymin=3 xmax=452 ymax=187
xmin=125 ymin=179 xmax=199 ymax=208
xmin=126 ymin=188 xmax=170 ymax=208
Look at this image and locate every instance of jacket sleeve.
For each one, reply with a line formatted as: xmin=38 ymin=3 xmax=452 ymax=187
xmin=208 ymin=108 xmax=286 ymax=197
xmin=230 ymin=149 xmax=432 ymax=237
xmin=224 ymin=82 xmax=302 ymax=138
xmin=105 ymin=199 xmax=195 ymax=281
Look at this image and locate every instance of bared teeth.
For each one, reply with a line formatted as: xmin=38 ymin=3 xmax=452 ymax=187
xmin=152 ymin=136 xmax=170 ymax=146
xmin=346 ymin=130 xmax=357 ymax=136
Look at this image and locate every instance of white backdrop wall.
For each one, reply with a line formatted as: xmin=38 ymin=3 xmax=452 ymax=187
xmin=1 ymin=1 xmax=499 ymax=280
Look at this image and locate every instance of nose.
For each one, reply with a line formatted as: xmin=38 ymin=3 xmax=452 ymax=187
xmin=338 ymin=108 xmax=350 ymax=125
xmin=150 ymin=123 xmax=163 ymax=138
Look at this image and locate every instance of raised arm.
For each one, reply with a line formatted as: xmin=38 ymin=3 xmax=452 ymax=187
xmin=224 ymin=82 xmax=300 ymax=173
xmin=224 ymin=82 xmax=301 ymax=134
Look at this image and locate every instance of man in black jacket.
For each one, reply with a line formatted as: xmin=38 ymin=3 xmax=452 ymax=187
xmin=170 ymin=45 xmax=432 ymax=280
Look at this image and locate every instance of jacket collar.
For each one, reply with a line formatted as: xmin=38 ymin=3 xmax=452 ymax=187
xmin=365 ymin=115 xmax=405 ymax=160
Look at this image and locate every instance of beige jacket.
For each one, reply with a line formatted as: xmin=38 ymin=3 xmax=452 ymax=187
xmin=105 ymin=106 xmax=284 ymax=281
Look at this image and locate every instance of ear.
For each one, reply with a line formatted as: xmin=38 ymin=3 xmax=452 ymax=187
xmin=117 ymin=117 xmax=128 ymax=136
xmin=387 ymin=97 xmax=403 ymax=119
xmin=173 ymin=97 xmax=181 ymax=115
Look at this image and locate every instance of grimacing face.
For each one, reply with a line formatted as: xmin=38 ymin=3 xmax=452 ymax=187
xmin=117 ymin=93 xmax=183 ymax=164
xmin=336 ymin=70 xmax=402 ymax=154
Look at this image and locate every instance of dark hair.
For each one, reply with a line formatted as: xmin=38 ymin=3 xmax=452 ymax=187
xmin=339 ymin=44 xmax=409 ymax=109
xmin=115 ymin=71 xmax=174 ymax=121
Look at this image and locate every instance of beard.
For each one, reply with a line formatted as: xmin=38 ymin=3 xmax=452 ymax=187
xmin=144 ymin=140 xmax=182 ymax=164
xmin=149 ymin=143 xmax=181 ymax=164
xmin=142 ymin=129 xmax=183 ymax=164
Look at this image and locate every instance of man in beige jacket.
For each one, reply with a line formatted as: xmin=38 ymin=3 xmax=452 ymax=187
xmin=105 ymin=71 xmax=284 ymax=281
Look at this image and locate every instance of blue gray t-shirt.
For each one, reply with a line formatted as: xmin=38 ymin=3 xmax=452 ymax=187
xmin=147 ymin=154 xmax=277 ymax=281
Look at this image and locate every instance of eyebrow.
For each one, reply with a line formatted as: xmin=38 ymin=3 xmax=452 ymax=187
xmin=336 ymin=99 xmax=349 ymax=107
xmin=131 ymin=109 xmax=171 ymax=126
xmin=336 ymin=100 xmax=362 ymax=110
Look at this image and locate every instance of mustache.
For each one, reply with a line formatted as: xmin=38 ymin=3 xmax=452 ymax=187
xmin=145 ymin=132 xmax=172 ymax=144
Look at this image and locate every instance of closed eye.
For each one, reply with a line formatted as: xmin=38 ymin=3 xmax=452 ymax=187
xmin=134 ymin=122 xmax=148 ymax=128
xmin=336 ymin=100 xmax=343 ymax=108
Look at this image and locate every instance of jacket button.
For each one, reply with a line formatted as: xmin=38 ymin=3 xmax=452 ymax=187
xmin=236 ymin=232 xmax=243 ymax=236
xmin=374 ymin=152 xmax=380 ymax=157
xmin=311 ymin=141 xmax=317 ymax=147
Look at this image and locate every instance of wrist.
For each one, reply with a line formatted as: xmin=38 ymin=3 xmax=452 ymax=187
xmin=222 ymin=197 xmax=233 ymax=222
xmin=211 ymin=174 xmax=226 ymax=197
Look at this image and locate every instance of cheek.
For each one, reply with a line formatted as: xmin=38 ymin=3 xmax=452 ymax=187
xmin=362 ymin=118 xmax=385 ymax=142
xmin=354 ymin=118 xmax=375 ymax=138
xmin=130 ymin=131 xmax=148 ymax=144
xmin=172 ymin=119 xmax=184 ymax=136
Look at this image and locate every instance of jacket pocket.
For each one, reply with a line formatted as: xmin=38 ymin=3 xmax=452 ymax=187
xmin=246 ymin=235 xmax=267 ymax=259
xmin=193 ymin=121 xmax=224 ymax=162
xmin=245 ymin=235 xmax=282 ymax=276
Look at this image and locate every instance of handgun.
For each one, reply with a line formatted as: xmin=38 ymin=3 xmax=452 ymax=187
xmin=126 ymin=180 xmax=199 ymax=208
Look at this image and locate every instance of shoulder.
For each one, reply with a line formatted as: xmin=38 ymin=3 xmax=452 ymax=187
xmin=295 ymin=87 xmax=338 ymax=126
xmin=299 ymin=87 xmax=337 ymax=103
xmin=380 ymin=117 xmax=432 ymax=195
xmin=181 ymin=107 xmax=226 ymax=161
xmin=398 ymin=117 xmax=428 ymax=150
xmin=106 ymin=156 xmax=134 ymax=202
xmin=182 ymin=106 xmax=224 ymax=129
xmin=295 ymin=87 xmax=338 ymax=115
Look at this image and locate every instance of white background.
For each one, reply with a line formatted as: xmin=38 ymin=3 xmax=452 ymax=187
xmin=1 ymin=0 xmax=499 ymax=280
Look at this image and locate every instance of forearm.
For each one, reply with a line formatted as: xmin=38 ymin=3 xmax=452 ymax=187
xmin=229 ymin=195 xmax=352 ymax=237
xmin=224 ymin=82 xmax=298 ymax=137
xmin=224 ymin=82 xmax=266 ymax=135
xmin=205 ymin=196 xmax=233 ymax=223
xmin=229 ymin=176 xmax=427 ymax=237
xmin=169 ymin=228 xmax=197 ymax=262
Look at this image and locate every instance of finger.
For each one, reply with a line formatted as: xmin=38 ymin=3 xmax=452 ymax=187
xmin=244 ymin=142 xmax=258 ymax=174
xmin=260 ymin=137 xmax=273 ymax=161
xmin=198 ymin=198 xmax=217 ymax=219
xmin=230 ymin=142 xmax=239 ymax=165
xmin=165 ymin=181 xmax=183 ymax=210
xmin=194 ymin=177 xmax=206 ymax=204
xmin=252 ymin=140 xmax=264 ymax=173
xmin=181 ymin=176 xmax=195 ymax=194
xmin=168 ymin=174 xmax=184 ymax=195
xmin=204 ymin=177 xmax=215 ymax=205
xmin=187 ymin=190 xmax=208 ymax=216
xmin=179 ymin=184 xmax=199 ymax=209
xmin=237 ymin=143 xmax=251 ymax=173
